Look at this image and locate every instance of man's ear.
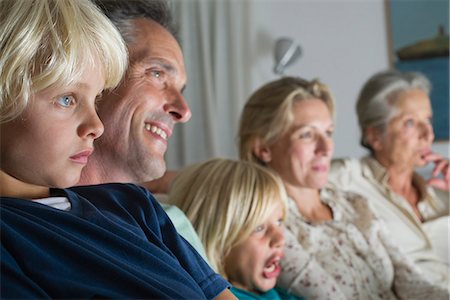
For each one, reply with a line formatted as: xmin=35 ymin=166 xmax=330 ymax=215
xmin=365 ymin=127 xmax=383 ymax=151
xmin=252 ymin=138 xmax=272 ymax=164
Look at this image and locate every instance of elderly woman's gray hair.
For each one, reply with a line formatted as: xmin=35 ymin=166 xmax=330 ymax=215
xmin=356 ymin=70 xmax=431 ymax=151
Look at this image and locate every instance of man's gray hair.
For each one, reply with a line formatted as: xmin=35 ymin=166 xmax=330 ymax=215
xmin=93 ymin=0 xmax=179 ymax=44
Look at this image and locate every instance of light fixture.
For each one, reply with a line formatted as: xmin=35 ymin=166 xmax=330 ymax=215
xmin=273 ymin=37 xmax=302 ymax=75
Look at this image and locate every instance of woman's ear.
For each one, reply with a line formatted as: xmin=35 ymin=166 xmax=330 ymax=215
xmin=252 ymin=138 xmax=272 ymax=163
xmin=364 ymin=127 xmax=383 ymax=151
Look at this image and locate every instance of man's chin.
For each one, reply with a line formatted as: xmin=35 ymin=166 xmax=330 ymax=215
xmin=148 ymin=161 xmax=166 ymax=181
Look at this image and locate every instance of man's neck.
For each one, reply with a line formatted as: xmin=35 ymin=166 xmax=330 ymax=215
xmin=78 ymin=156 xmax=131 ymax=185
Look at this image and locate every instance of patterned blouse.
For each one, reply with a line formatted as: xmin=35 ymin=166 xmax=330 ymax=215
xmin=277 ymin=185 xmax=449 ymax=300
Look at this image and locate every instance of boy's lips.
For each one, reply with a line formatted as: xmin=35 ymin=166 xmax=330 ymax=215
xmin=262 ymin=255 xmax=283 ymax=279
xmin=70 ymin=149 xmax=93 ymax=164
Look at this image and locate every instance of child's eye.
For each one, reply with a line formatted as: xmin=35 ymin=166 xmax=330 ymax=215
xmin=254 ymin=225 xmax=266 ymax=233
xmin=56 ymin=95 xmax=75 ymax=108
xmin=276 ymin=219 xmax=284 ymax=226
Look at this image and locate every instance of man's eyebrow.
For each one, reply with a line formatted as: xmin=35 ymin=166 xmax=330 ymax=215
xmin=142 ymin=58 xmax=177 ymax=75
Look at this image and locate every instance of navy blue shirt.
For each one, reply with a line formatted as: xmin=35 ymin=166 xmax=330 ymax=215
xmin=1 ymin=183 xmax=229 ymax=299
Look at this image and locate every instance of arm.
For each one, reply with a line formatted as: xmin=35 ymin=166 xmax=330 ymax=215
xmin=214 ymin=289 xmax=237 ymax=300
xmin=377 ymin=220 xmax=450 ymax=298
xmin=1 ymin=246 xmax=49 ymax=299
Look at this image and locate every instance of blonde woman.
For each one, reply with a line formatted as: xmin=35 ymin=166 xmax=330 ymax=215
xmin=0 ymin=0 xmax=231 ymax=298
xmin=168 ymin=158 xmax=303 ymax=300
xmin=238 ymin=76 xmax=448 ymax=299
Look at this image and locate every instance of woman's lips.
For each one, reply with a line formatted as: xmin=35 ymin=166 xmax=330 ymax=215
xmin=312 ymin=164 xmax=328 ymax=172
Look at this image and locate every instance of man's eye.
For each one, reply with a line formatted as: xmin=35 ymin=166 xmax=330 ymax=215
xmin=151 ymin=70 xmax=163 ymax=79
xmin=56 ymin=95 xmax=75 ymax=107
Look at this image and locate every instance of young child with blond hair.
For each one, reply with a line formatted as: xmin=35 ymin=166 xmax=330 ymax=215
xmin=168 ymin=158 xmax=304 ymax=300
xmin=0 ymin=1 xmax=230 ymax=298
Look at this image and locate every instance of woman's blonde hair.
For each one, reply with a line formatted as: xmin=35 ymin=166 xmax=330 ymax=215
xmin=238 ymin=76 xmax=335 ymax=164
xmin=0 ymin=0 xmax=128 ymax=123
xmin=167 ymin=158 xmax=288 ymax=278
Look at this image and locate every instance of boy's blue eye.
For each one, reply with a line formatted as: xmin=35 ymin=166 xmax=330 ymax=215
xmin=56 ymin=95 xmax=75 ymax=107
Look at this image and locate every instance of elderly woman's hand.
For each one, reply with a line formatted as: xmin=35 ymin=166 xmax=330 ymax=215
xmin=423 ymin=152 xmax=449 ymax=191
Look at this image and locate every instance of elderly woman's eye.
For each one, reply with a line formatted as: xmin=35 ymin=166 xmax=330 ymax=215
xmin=326 ymin=130 xmax=334 ymax=138
xmin=404 ymin=118 xmax=415 ymax=128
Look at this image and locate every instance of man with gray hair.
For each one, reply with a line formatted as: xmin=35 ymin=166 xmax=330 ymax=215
xmin=79 ymin=0 xmax=234 ymax=298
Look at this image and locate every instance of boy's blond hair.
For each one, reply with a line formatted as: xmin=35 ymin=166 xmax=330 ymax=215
xmin=167 ymin=158 xmax=287 ymax=278
xmin=0 ymin=0 xmax=128 ymax=123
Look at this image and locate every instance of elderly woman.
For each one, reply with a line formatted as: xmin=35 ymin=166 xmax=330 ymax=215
xmin=238 ymin=76 xmax=448 ymax=299
xmin=329 ymin=70 xmax=449 ymax=286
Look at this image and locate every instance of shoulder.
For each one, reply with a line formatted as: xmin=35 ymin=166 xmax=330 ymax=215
xmin=68 ymin=183 xmax=160 ymax=215
xmin=70 ymin=183 xmax=153 ymax=201
xmin=71 ymin=182 xmax=150 ymax=196
xmin=329 ymin=157 xmax=365 ymax=186
xmin=324 ymin=185 xmax=376 ymax=222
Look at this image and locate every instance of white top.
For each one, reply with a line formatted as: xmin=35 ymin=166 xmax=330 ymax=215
xmin=329 ymin=156 xmax=449 ymax=286
xmin=277 ymin=185 xmax=448 ymax=300
xmin=33 ymin=197 xmax=71 ymax=211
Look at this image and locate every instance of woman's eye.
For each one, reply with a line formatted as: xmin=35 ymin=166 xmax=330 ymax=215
xmin=326 ymin=130 xmax=334 ymax=138
xmin=299 ymin=130 xmax=314 ymax=139
xmin=404 ymin=118 xmax=415 ymax=128
xmin=56 ymin=95 xmax=75 ymax=108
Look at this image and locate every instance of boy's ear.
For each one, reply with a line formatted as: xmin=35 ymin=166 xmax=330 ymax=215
xmin=252 ymin=138 xmax=272 ymax=163
xmin=365 ymin=127 xmax=383 ymax=151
